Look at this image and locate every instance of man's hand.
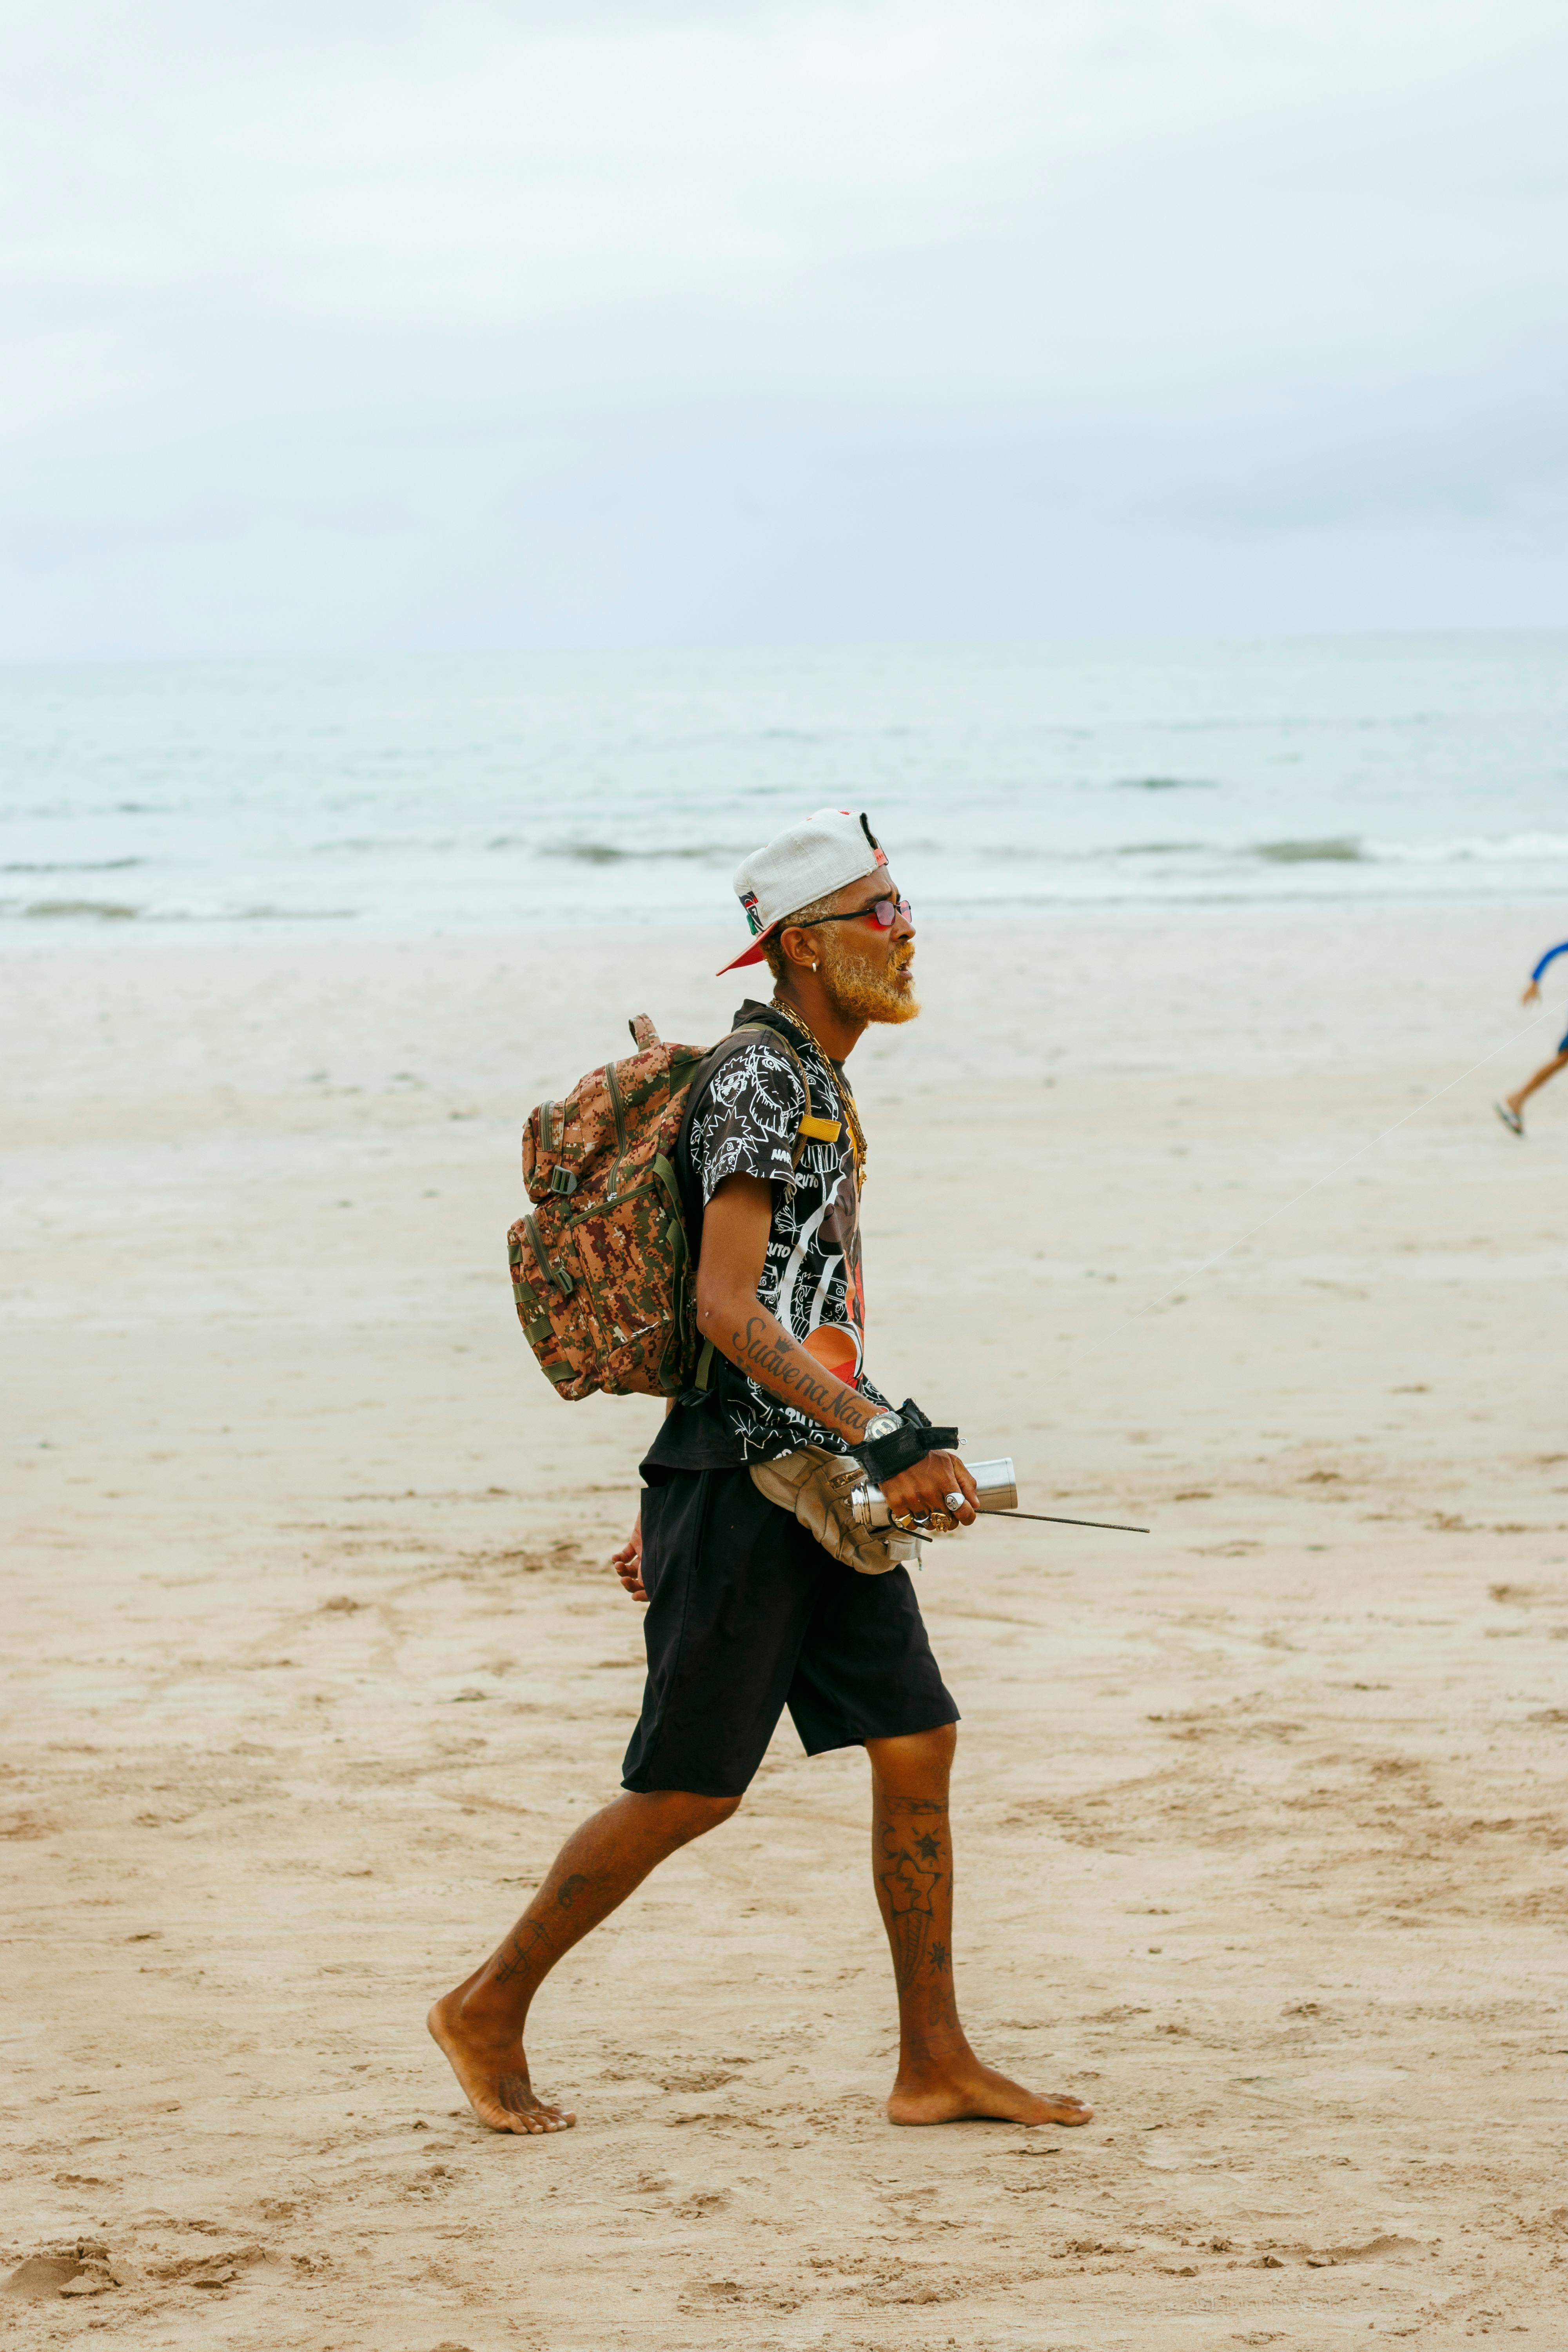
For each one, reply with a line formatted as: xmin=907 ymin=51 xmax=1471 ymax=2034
xmin=880 ymin=1450 xmax=979 ymax=1528
xmin=1523 ymin=979 xmax=1542 ymax=1006
xmin=611 ymin=1512 xmax=647 ymax=1603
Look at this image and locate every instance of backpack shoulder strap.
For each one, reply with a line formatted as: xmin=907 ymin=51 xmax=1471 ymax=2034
xmin=737 ymin=1017 xmax=822 ymax=1149
xmin=677 ymin=1016 xmax=825 ymax=1166
xmin=671 ymin=1017 xmax=832 ymax=1243
xmin=743 ymin=1010 xmax=854 ymax=1161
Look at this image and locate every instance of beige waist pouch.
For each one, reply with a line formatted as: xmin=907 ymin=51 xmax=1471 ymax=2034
xmin=748 ymin=1445 xmax=915 ymax=1576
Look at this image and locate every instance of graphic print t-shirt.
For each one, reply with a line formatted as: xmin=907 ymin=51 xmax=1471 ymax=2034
xmin=644 ymin=1004 xmax=890 ymax=1471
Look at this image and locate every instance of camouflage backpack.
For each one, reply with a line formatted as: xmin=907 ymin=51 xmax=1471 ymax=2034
xmin=508 ymin=1012 xmax=817 ymax=1400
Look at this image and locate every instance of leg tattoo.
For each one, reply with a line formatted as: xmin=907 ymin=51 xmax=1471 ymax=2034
xmin=876 ymin=1798 xmax=953 ymax=2005
xmin=492 ymin=1917 xmax=558 ymax=1987
xmin=868 ymin=1730 xmax=1094 ymax=2129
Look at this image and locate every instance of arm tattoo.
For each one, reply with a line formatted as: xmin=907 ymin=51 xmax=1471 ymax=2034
xmin=733 ymin=1315 xmax=875 ymax=1439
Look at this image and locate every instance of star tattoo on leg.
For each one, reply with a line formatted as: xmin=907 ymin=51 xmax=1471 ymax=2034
xmin=878 ymin=1843 xmax=941 ymax=1992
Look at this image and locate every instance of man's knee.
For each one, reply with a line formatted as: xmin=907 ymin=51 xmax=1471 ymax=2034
xmin=691 ymin=1790 xmax=743 ymax=1829
xmin=906 ymin=1720 xmax=958 ymax=1764
xmin=644 ymin=1787 xmax=743 ymax=1843
xmin=867 ymin=1719 xmax=958 ymax=1787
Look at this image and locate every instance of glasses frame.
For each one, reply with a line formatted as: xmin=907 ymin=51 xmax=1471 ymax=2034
xmin=789 ymin=893 xmax=912 ymax=934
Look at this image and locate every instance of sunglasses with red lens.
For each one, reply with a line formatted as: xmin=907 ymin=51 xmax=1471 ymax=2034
xmin=797 ymin=893 xmax=912 ymax=933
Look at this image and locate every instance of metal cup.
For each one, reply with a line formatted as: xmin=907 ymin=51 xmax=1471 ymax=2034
xmin=850 ymin=1455 xmax=1017 ymax=1531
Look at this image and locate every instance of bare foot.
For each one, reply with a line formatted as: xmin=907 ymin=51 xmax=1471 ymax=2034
xmin=887 ymin=2057 xmax=1093 ymax=2129
xmin=426 ymin=1993 xmax=576 ymax=2135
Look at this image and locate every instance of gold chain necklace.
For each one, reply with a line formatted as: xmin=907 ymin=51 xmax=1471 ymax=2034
xmin=770 ymin=995 xmax=868 ymax=1177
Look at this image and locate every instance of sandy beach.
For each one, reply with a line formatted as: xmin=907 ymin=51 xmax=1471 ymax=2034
xmin=4 ymin=903 xmax=1566 ymax=2350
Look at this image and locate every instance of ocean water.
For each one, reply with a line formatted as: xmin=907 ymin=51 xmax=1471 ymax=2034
xmin=2 ymin=633 xmax=1565 ymax=935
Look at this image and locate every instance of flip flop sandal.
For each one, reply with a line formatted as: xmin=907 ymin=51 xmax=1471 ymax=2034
xmin=1494 ymin=1101 xmax=1524 ymax=1136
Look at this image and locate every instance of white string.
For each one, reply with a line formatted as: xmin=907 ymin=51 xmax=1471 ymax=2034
xmin=1076 ymin=1005 xmax=1557 ymax=1361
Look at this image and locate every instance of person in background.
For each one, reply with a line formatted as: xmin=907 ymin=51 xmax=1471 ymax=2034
xmin=1495 ymin=937 xmax=1568 ymax=1135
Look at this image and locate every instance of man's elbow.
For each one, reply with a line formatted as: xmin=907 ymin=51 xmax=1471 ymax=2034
xmin=695 ymin=1277 xmax=753 ymax=1345
xmin=694 ymin=1279 xmax=729 ymax=1339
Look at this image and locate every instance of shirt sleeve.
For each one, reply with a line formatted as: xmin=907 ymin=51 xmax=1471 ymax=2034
xmin=1531 ymin=941 xmax=1568 ymax=984
xmin=690 ymin=1036 xmax=808 ymax=1205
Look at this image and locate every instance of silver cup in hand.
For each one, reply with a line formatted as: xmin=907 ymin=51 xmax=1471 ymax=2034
xmin=849 ymin=1456 xmax=1018 ymax=1536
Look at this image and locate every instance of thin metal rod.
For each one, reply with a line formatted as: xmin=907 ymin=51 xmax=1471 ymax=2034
xmin=991 ymin=1510 xmax=1149 ymax=1534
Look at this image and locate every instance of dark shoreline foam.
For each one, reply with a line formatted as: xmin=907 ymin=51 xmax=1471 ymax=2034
xmin=10 ymin=821 xmax=1568 ymax=931
xmin=5 ymin=877 xmax=1567 ymax=935
xmin=11 ymin=818 xmax=1568 ymax=931
xmin=22 ymin=897 xmax=141 ymax=920
xmin=2 ymin=857 xmax=145 ymax=875
xmin=8 ymin=900 xmax=361 ymax=924
xmin=1112 ymin=776 xmax=1218 ymax=791
xmin=1252 ymin=836 xmax=1366 ymax=864
xmin=537 ymin=840 xmax=729 ymax=866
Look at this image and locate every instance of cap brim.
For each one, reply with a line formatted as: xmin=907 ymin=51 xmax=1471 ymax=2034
xmin=715 ymin=931 xmax=773 ymax=975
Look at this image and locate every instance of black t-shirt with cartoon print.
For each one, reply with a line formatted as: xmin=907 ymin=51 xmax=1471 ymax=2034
xmin=643 ymin=1000 xmax=891 ymax=1474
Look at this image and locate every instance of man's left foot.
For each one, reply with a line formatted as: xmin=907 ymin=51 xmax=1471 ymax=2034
xmin=426 ymin=1994 xmax=576 ymax=2135
xmin=887 ymin=2060 xmax=1093 ymax=2128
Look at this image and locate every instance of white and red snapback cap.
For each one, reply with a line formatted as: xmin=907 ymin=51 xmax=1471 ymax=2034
xmin=718 ymin=808 xmax=890 ymax=974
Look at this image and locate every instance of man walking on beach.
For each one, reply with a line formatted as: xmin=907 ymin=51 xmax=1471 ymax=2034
xmin=429 ymin=809 xmax=1093 ymax=2139
xmin=1496 ymin=935 xmax=1568 ymax=1134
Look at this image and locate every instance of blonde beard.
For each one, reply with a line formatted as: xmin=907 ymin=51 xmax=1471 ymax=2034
xmin=818 ymin=937 xmax=920 ymax=1025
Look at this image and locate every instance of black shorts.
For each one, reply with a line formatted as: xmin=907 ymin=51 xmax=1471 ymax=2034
xmin=621 ymin=1465 xmax=958 ymax=1799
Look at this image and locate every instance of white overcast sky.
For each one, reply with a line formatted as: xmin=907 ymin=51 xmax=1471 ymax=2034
xmin=2 ymin=0 xmax=1566 ymax=655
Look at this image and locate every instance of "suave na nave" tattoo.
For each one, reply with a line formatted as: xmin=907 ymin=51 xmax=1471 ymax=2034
xmin=733 ymin=1314 xmax=877 ymax=1438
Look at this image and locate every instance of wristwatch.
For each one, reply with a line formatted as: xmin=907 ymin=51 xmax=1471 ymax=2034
xmin=853 ymin=1400 xmax=961 ymax=1483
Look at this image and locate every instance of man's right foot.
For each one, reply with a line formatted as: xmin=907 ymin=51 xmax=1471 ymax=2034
xmin=1495 ymin=1100 xmax=1524 ymax=1135
xmin=426 ymin=1994 xmax=576 ymax=2134
xmin=887 ymin=2054 xmax=1093 ymax=2129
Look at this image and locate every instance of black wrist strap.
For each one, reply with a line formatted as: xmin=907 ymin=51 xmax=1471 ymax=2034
xmin=853 ymin=1398 xmax=959 ymax=1482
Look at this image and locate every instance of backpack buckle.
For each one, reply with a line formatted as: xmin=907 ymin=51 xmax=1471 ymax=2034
xmin=549 ymin=1165 xmax=579 ymax=1196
